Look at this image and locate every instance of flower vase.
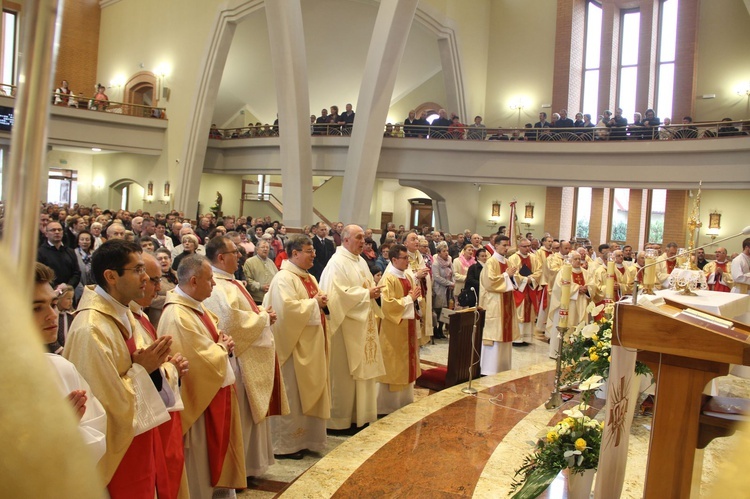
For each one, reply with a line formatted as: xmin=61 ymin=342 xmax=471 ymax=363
xmin=567 ymin=468 xmax=596 ymax=499
xmin=595 ymin=379 xmax=608 ymax=400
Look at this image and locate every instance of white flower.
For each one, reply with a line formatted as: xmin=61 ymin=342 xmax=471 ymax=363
xmin=581 ymin=323 xmax=600 ymax=338
xmin=587 ymin=302 xmax=605 ymax=316
xmin=563 ymin=407 xmax=584 ymax=419
xmin=579 ymin=374 xmax=605 ymax=391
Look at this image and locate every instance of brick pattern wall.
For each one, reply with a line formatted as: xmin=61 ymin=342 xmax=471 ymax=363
xmin=598 ymin=1 xmax=620 ymax=115
xmin=559 ymin=186 xmax=575 ymax=241
xmin=552 ymin=0 xmax=586 ymax=112
xmin=626 ymin=188 xmax=644 ymax=246
xmin=53 ymin=0 xmax=100 ymax=100
xmin=635 ymin=0 xmax=659 ymax=114
xmin=662 ymin=190 xmax=689 ymax=246
xmin=588 ymin=188 xmax=605 ymax=248
xmin=544 ymin=187 xmax=563 ymax=237
xmin=672 ymin=0 xmax=700 ymax=120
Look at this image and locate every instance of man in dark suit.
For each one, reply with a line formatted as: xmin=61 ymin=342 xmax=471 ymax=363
xmin=311 ymin=222 xmax=335 ymax=280
xmin=532 ymin=112 xmax=551 ymax=141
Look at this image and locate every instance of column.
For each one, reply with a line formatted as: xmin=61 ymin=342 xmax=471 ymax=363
xmin=597 ymin=0 xmax=619 ymax=115
xmin=672 ymin=0 xmax=700 ymax=120
xmin=551 ymin=0 xmax=586 ymax=112
xmin=265 ymin=0 xmax=313 ymax=228
xmin=543 ymin=187 xmax=563 ymax=236
xmin=339 ymin=0 xmax=419 ymax=226
xmin=662 ymin=189 xmax=689 ymax=246
xmin=626 ymin=189 xmax=645 ymax=248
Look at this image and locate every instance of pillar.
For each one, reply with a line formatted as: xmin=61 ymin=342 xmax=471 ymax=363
xmin=597 ymin=0 xmax=619 ymax=115
xmin=672 ymin=0 xmax=700 ymax=120
xmin=635 ymin=0 xmax=659 ymax=115
xmin=339 ymin=0 xmax=419 ymax=226
xmin=265 ymin=0 xmax=313 ymax=228
xmin=552 ymin=0 xmax=586 ymax=113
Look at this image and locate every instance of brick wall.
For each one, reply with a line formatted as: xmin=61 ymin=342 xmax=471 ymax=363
xmin=552 ymin=0 xmax=586 ymax=112
xmin=673 ymin=0 xmax=700 ymax=120
xmin=53 ymin=0 xmax=100 ymax=100
xmin=588 ymin=188 xmax=605 ymax=248
xmin=559 ymin=186 xmax=575 ymax=241
xmin=626 ymin=188 xmax=644 ymax=246
xmin=544 ymin=187 xmax=563 ymax=237
xmin=662 ymin=190 xmax=689 ymax=246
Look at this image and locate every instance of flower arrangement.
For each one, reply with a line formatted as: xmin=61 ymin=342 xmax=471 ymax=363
xmin=561 ymin=303 xmax=651 ymax=387
xmin=509 ymin=376 xmax=605 ymax=498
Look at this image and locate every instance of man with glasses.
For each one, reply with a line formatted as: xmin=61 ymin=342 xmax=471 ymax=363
xmin=508 ymin=238 xmax=542 ymax=347
xmin=64 ymin=240 xmax=174 ymax=498
xmin=203 ymin=236 xmax=288 ymax=484
xmin=37 ymin=221 xmax=81 ymax=291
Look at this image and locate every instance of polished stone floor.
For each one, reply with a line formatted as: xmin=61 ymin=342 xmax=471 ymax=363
xmin=238 ymin=336 xmax=749 ymax=498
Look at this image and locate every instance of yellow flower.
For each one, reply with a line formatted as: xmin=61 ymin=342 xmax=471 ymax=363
xmin=575 ymin=438 xmax=587 ymax=451
xmin=607 ymin=356 xmax=611 ymax=362
xmin=589 ymin=346 xmax=597 ymax=354
xmin=591 ymin=334 xmax=598 ymax=342
xmin=597 ymin=341 xmax=604 ymax=348
xmin=547 ymin=431 xmax=559 ymax=443
xmin=590 ymin=353 xmax=599 ymax=361
xmin=564 ymin=417 xmax=576 ymax=427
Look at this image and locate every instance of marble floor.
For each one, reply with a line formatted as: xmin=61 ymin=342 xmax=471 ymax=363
xmin=237 ymin=336 xmax=749 ymax=498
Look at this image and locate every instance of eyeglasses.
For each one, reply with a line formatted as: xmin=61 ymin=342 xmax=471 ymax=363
xmin=115 ymin=265 xmax=147 ymax=275
xmin=220 ymin=250 xmax=240 ymax=256
xmin=47 ymin=228 xmax=63 ymax=232
xmin=393 ymin=255 xmax=408 ymax=260
xmin=148 ymin=276 xmax=161 ymax=284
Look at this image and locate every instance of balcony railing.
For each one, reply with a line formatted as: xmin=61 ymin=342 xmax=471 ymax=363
xmin=0 ymin=83 xmax=167 ymax=119
xmin=210 ymin=119 xmax=750 ymax=142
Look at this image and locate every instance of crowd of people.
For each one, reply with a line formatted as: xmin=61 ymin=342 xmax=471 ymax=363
xmin=50 ymin=79 xmax=166 ymax=118
xmin=28 ymin=201 xmax=750 ymax=497
xmin=209 ymin=103 xmax=749 ymax=142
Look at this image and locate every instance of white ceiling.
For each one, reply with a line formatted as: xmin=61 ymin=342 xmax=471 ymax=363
xmin=213 ymin=0 xmax=442 ymax=126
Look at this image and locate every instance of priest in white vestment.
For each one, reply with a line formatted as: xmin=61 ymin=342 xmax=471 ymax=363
xmin=403 ymin=232 xmax=433 ymax=344
xmin=203 ymin=236 xmax=289 ymax=478
xmin=546 ymin=252 xmax=599 ymax=358
xmin=264 ymin=235 xmax=331 ymax=457
xmin=479 ymin=235 xmax=524 ymax=374
xmin=320 ymin=225 xmax=385 ymax=431
xmin=731 ymin=238 xmax=750 ymax=294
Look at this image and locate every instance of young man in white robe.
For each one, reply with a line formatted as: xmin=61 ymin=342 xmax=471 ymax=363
xmin=319 ymin=225 xmax=385 ymax=432
xmin=203 ymin=236 xmax=289 ymax=479
xmin=263 ymin=235 xmax=331 ymax=458
xmin=33 ymin=263 xmax=107 ymax=463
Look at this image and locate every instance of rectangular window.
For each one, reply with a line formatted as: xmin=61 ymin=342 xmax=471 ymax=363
xmin=656 ymin=0 xmax=679 ymax=121
xmin=610 ymin=188 xmax=629 ymax=241
xmin=575 ymin=187 xmax=592 ymax=239
xmin=1 ymin=10 xmax=18 ymax=87
xmin=47 ymin=168 xmax=78 ymax=206
xmin=581 ymin=1 xmax=602 ymax=117
xmin=617 ymin=11 xmax=640 ymax=117
xmin=648 ymin=189 xmax=666 ymax=244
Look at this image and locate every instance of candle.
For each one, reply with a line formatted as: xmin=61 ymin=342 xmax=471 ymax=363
xmin=605 ymin=260 xmax=615 ymax=301
xmin=559 ymin=263 xmax=572 ymax=328
xmin=644 ymin=257 xmax=656 ymax=287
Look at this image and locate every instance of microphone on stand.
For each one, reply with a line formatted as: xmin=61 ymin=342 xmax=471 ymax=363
xmin=632 ymin=225 xmax=750 ymax=304
xmin=462 ymin=286 xmax=480 ymax=395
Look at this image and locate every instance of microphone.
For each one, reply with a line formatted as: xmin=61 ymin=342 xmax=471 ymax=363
xmin=632 ymin=225 xmax=750 ymax=304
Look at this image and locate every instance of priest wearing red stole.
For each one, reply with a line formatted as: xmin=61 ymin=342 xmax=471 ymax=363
xmin=129 ymin=253 xmax=190 ymax=499
xmin=593 ymin=250 xmax=629 ymax=303
xmin=704 ymin=247 xmax=734 ymax=292
xmin=263 ymin=235 xmax=331 ymax=458
xmin=64 ymin=240 xmax=173 ymax=498
xmin=203 ymin=236 xmax=289 ymax=480
xmin=158 ymin=254 xmax=246 ymax=498
xmin=655 ymin=242 xmax=679 ymax=289
xmin=508 ymin=238 xmax=542 ymax=346
xmin=479 ymin=235 xmax=524 ymax=374
xmin=534 ymin=237 xmax=561 ymax=340
xmin=378 ymin=244 xmax=422 ymax=414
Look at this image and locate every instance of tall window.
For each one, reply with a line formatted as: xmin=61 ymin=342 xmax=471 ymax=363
xmin=581 ymin=1 xmax=602 ymax=117
xmin=656 ymin=0 xmax=679 ymax=121
xmin=1 ymin=10 xmax=18 ymax=87
xmin=48 ymin=168 xmax=78 ymax=206
xmin=610 ymin=188 xmax=629 ymax=241
xmin=618 ymin=11 xmax=640 ymax=117
xmin=575 ymin=187 xmax=592 ymax=239
xmin=648 ymin=189 xmax=666 ymax=243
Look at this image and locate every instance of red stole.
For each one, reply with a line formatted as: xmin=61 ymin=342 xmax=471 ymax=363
xmin=513 ymin=254 xmax=537 ymax=322
xmin=711 ymin=262 xmax=731 ymax=292
xmin=398 ymin=276 xmax=418 ymax=382
xmin=108 ymin=326 xmax=158 ymax=499
xmin=296 ymin=273 xmax=327 ymax=333
xmin=498 ymin=260 xmax=515 ymax=342
xmin=134 ymin=311 xmax=185 ymax=499
xmin=194 ymin=309 xmax=233 ymax=487
xmin=666 ymin=258 xmax=676 ymax=273
xmin=227 ymin=279 xmax=284 ymax=417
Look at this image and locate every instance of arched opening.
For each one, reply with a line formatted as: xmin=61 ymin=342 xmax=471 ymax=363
xmin=124 ymin=71 xmax=158 ymax=116
xmin=109 ymin=178 xmax=144 ymax=212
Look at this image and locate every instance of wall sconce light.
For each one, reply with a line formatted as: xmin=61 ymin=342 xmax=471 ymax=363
xmin=92 ymin=177 xmax=105 ymax=190
xmin=159 ymin=181 xmax=172 ymax=205
xmin=736 ymin=82 xmax=750 ymax=97
xmin=509 ymin=98 xmax=527 ymax=127
xmin=706 ymin=211 xmax=721 ymax=241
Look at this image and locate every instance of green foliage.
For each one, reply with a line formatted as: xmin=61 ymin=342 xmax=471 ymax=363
xmin=575 ymin=218 xmax=589 ymax=239
xmin=610 ymin=220 xmax=627 ymax=241
xmin=648 ymin=220 xmax=664 ymax=244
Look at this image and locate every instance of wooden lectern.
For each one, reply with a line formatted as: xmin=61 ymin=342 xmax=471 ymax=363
xmin=416 ymin=308 xmax=484 ymax=391
xmin=613 ymin=299 xmax=750 ymax=498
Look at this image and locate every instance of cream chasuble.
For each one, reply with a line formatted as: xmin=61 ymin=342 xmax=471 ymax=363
xmin=263 ymin=260 xmax=330 ymax=419
xmin=406 ymin=250 xmax=433 ymax=343
xmin=378 ymin=267 xmax=420 ymax=390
